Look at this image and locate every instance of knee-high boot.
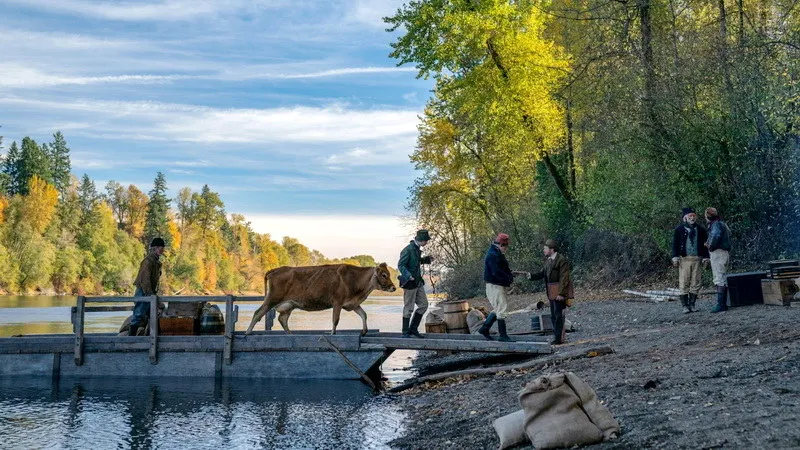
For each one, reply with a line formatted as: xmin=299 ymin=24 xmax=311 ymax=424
xmin=478 ymin=312 xmax=497 ymax=340
xmin=711 ymin=286 xmax=728 ymax=313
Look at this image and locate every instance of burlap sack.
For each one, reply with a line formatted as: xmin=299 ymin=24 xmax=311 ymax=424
xmin=565 ymin=372 xmax=620 ymax=440
xmin=466 ymin=308 xmax=486 ymax=334
xmin=492 ymin=409 xmax=527 ymax=450
xmin=425 ymin=306 xmax=444 ymax=323
xmin=519 ymin=372 xmax=617 ymax=449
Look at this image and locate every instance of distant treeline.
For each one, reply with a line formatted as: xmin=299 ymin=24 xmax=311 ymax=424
xmin=386 ymin=0 xmax=799 ymax=299
xmin=0 ymin=132 xmax=387 ymax=295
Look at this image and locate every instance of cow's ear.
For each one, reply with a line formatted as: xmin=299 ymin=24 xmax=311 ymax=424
xmin=379 ymin=262 xmax=387 ymax=268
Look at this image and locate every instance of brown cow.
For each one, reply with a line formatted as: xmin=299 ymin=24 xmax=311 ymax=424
xmin=245 ymin=263 xmax=397 ymax=336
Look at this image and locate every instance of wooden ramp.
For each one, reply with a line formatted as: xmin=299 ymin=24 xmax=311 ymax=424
xmin=361 ymin=332 xmax=552 ymax=355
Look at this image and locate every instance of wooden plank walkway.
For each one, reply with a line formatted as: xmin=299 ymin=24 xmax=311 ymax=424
xmin=361 ymin=332 xmax=552 ymax=354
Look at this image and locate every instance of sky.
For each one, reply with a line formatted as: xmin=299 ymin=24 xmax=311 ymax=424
xmin=0 ymin=0 xmax=432 ymax=265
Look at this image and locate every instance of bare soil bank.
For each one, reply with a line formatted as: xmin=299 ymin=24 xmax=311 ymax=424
xmin=387 ymin=292 xmax=800 ymax=449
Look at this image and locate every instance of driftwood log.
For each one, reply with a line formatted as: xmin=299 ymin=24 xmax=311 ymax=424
xmin=388 ymin=346 xmax=614 ymax=393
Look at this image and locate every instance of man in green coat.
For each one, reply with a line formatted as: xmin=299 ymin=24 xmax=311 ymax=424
xmin=398 ymin=229 xmax=433 ymax=338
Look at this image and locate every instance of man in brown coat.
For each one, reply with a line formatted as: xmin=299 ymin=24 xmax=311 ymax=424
xmin=129 ymin=237 xmax=165 ymax=336
xmin=527 ymin=239 xmax=572 ymax=345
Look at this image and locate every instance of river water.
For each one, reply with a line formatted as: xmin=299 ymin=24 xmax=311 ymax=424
xmin=0 ymin=296 xmax=417 ymax=449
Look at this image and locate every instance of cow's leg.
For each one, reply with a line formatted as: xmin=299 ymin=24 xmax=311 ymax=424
xmin=245 ymin=299 xmax=273 ymax=335
xmin=331 ymin=304 xmax=343 ymax=335
xmin=353 ymin=305 xmax=368 ymax=336
xmin=276 ymin=303 xmax=294 ymax=334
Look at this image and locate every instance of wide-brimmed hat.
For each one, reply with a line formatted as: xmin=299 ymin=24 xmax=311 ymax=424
xmin=415 ymin=229 xmax=431 ymax=242
xmin=544 ymin=239 xmax=559 ymax=251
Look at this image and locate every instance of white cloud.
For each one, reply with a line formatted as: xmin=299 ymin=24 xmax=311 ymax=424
xmin=0 ymin=28 xmax=142 ymax=50
xmin=348 ymin=0 xmax=406 ymax=29
xmin=269 ymin=67 xmax=416 ymax=79
xmin=245 ymin=213 xmax=416 ymax=265
xmin=0 ymin=63 xmax=417 ymax=88
xmin=0 ymin=97 xmax=419 ymax=144
xmin=323 ymin=141 xmax=414 ymax=167
xmin=4 ymin=0 xmax=285 ymax=22
xmin=0 ymin=64 xmax=195 ymax=88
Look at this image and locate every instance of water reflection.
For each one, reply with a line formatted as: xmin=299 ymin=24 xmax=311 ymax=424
xmin=0 ymin=377 xmax=406 ymax=449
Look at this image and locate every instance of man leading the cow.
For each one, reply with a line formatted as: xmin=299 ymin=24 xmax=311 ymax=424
xmin=398 ymin=229 xmax=434 ymax=338
xmin=671 ymin=207 xmax=710 ymax=313
xmin=129 ymin=237 xmax=165 ymax=336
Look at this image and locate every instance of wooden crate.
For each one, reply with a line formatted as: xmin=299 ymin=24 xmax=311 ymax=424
xmin=761 ymin=279 xmax=796 ymax=306
xmin=159 ymin=316 xmax=197 ymax=335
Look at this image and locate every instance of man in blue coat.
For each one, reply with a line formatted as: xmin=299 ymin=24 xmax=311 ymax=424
xmin=478 ymin=233 xmax=522 ymax=342
xmin=705 ymin=207 xmax=732 ymax=313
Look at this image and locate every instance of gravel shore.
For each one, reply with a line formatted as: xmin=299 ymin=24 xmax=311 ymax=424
xmin=386 ymin=292 xmax=800 ymax=449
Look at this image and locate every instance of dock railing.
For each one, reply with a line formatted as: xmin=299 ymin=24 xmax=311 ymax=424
xmin=72 ymin=295 xmax=262 ymax=366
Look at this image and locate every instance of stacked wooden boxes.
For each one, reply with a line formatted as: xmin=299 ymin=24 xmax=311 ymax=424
xmin=159 ymin=302 xmax=204 ymax=335
xmin=761 ymin=279 xmax=798 ymax=306
xmin=761 ymin=260 xmax=800 ymax=306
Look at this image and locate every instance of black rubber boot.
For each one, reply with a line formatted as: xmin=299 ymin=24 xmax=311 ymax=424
xmin=680 ymin=294 xmax=690 ymax=314
xmin=401 ymin=316 xmax=410 ymax=336
xmin=497 ymin=319 xmax=512 ymax=342
xmin=711 ymin=286 xmax=728 ymax=313
xmin=478 ymin=312 xmax=496 ymax=340
xmin=688 ymin=293 xmax=697 ymax=312
xmin=406 ymin=312 xmax=424 ymax=338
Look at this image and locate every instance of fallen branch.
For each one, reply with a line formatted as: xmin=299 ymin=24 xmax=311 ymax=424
xmin=388 ymin=345 xmax=614 ymax=393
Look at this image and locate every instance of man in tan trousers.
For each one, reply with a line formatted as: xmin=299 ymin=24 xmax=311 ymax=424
xmin=671 ymin=208 xmax=710 ymax=313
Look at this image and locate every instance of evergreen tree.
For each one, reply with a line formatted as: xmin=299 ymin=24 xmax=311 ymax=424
xmin=48 ymin=132 xmax=72 ymax=196
xmin=3 ymin=141 xmax=20 ymax=195
xmin=76 ymin=174 xmax=99 ymax=250
xmin=144 ymin=172 xmax=171 ymax=248
xmin=17 ymin=137 xmax=52 ymax=195
xmin=0 ymin=134 xmax=9 ymax=196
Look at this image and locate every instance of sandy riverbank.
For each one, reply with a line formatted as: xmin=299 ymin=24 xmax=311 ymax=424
xmin=386 ymin=291 xmax=800 ymax=449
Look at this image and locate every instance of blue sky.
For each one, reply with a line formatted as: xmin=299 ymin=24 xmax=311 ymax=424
xmin=0 ymin=0 xmax=432 ymax=264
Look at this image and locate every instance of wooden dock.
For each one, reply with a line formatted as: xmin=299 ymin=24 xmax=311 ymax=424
xmin=0 ymin=295 xmax=552 ymax=382
xmin=362 ymin=332 xmax=551 ymax=354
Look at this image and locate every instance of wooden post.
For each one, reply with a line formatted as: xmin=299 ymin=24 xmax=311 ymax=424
xmin=74 ymin=296 xmax=85 ymax=366
xmin=224 ymin=295 xmax=234 ymax=365
xmin=149 ymin=295 xmax=159 ymax=364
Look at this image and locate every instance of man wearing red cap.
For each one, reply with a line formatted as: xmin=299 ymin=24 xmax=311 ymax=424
xmin=478 ymin=233 xmax=522 ymax=342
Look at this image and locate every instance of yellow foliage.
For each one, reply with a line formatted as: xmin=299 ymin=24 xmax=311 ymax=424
xmin=22 ymin=176 xmax=59 ymax=233
xmin=0 ymin=195 xmax=8 ymax=224
xmin=168 ymin=220 xmax=181 ymax=250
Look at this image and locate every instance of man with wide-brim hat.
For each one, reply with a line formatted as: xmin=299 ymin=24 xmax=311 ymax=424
xmin=671 ymin=207 xmax=710 ymax=313
xmin=526 ymin=239 xmax=573 ymax=344
xmin=129 ymin=237 xmax=166 ymax=336
xmin=398 ymin=229 xmax=433 ymax=337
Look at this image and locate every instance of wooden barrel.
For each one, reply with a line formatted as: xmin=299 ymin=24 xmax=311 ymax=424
xmin=441 ymin=300 xmax=469 ymax=334
xmin=199 ymin=304 xmax=225 ymax=335
xmin=425 ymin=321 xmax=447 ymax=334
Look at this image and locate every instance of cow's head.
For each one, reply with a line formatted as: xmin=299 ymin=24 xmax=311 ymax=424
xmin=374 ymin=263 xmax=397 ymax=292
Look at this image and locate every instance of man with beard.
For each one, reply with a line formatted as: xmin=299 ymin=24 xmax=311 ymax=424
xmin=671 ymin=208 xmax=710 ymax=313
